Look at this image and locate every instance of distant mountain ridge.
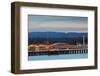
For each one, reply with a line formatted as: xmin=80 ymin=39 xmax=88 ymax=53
xmin=28 ymin=32 xmax=88 ymax=38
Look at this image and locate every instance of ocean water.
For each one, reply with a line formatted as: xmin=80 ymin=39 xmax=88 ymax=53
xmin=28 ymin=53 xmax=88 ymax=61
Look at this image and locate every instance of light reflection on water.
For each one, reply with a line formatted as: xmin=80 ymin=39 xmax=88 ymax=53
xmin=28 ymin=53 xmax=88 ymax=61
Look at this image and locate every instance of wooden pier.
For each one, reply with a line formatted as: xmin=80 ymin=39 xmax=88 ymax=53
xmin=28 ymin=49 xmax=88 ymax=56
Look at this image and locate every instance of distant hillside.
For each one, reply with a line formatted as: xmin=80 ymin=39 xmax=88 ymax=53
xmin=28 ymin=32 xmax=88 ymax=38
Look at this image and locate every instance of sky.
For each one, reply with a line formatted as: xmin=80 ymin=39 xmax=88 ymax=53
xmin=28 ymin=15 xmax=88 ymax=33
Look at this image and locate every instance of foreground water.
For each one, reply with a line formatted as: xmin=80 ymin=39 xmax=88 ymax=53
xmin=28 ymin=53 xmax=88 ymax=61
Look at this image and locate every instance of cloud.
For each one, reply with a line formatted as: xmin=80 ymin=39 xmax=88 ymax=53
xmin=28 ymin=15 xmax=88 ymax=32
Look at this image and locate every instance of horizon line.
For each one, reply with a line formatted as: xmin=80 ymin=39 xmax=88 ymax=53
xmin=28 ymin=31 xmax=88 ymax=33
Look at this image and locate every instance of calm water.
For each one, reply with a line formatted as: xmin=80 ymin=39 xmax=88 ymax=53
xmin=28 ymin=53 xmax=88 ymax=61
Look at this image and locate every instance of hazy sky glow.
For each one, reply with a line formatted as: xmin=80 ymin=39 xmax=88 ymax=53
xmin=28 ymin=15 xmax=88 ymax=33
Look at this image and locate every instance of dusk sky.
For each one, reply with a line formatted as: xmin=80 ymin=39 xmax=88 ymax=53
xmin=28 ymin=15 xmax=88 ymax=33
